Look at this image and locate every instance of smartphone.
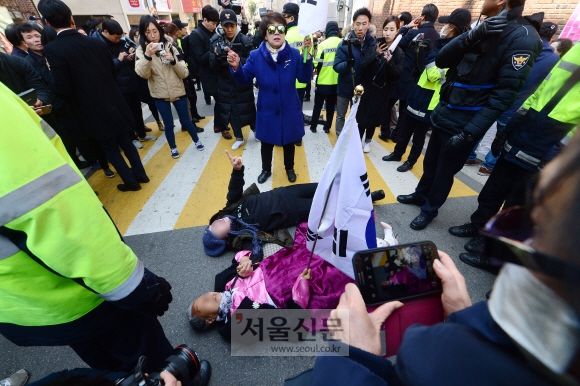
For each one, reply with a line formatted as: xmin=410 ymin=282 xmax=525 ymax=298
xmin=352 ymin=242 xmax=442 ymax=306
xmin=18 ymin=88 xmax=37 ymax=106
xmin=39 ymin=104 xmax=52 ymax=114
xmin=232 ymin=4 xmax=242 ymax=14
xmin=376 ymin=37 xmax=387 ymax=46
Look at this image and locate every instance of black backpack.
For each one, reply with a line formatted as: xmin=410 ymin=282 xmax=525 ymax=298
xmin=182 ymin=33 xmax=200 ymax=76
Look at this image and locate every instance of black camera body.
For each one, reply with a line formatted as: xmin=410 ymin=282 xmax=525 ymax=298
xmin=214 ymin=26 xmax=231 ymax=60
xmin=116 ymin=345 xmax=200 ymax=386
xmin=410 ymin=33 xmax=431 ymax=50
xmin=122 ymin=37 xmax=138 ymax=51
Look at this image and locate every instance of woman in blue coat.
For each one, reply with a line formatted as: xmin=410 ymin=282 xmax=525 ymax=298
xmin=227 ymin=12 xmax=313 ymax=184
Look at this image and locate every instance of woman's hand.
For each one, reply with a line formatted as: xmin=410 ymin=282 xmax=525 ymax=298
xmin=376 ymin=42 xmax=387 ymax=57
xmin=303 ymin=36 xmax=313 ymax=58
xmin=237 ymin=259 xmax=254 ymax=278
xmin=433 ymin=250 xmax=472 ymax=319
xmin=384 ymin=49 xmax=393 ymax=63
xmin=227 ymin=47 xmax=241 ymax=70
xmin=329 ymin=283 xmax=403 ymax=355
xmin=145 ymin=41 xmax=159 ymax=57
xmin=162 ymin=50 xmax=174 ymax=62
xmin=225 ymin=150 xmax=243 ymax=169
xmin=300 ymin=268 xmax=312 ymax=281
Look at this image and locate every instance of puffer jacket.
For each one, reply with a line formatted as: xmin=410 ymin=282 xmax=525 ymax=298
xmin=135 ymin=37 xmax=189 ymax=102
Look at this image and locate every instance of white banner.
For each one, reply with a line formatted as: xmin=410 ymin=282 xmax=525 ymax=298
xmin=298 ymin=0 xmax=329 ymax=37
xmin=306 ymin=100 xmax=377 ymax=279
xmin=155 ymin=0 xmax=173 ymax=13
xmin=125 ymin=0 xmax=146 ymax=11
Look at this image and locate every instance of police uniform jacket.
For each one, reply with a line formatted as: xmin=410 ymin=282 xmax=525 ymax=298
xmin=431 ymin=6 xmax=543 ymax=139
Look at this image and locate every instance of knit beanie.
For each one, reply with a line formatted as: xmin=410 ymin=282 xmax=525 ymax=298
xmin=202 ymin=226 xmax=227 ymax=257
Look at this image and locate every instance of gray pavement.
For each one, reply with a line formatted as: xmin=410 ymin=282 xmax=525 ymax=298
xmin=0 ymin=92 xmax=496 ymax=385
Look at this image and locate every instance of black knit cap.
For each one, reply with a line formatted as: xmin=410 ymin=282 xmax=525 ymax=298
xmin=438 ymin=8 xmax=472 ymax=32
xmin=282 ymin=3 xmax=300 ymax=16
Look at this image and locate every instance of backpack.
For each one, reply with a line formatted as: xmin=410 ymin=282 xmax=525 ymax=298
xmin=183 ymin=32 xmax=200 ymax=76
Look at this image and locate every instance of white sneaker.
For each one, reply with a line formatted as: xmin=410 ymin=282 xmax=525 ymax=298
xmin=139 ymin=135 xmax=157 ymax=142
xmin=0 ymin=369 xmax=29 ymax=386
xmin=363 ymin=142 xmax=370 ymax=153
xmin=132 ymin=139 xmax=144 ymax=149
xmin=171 ymin=148 xmax=180 ymax=158
xmin=232 ymin=140 xmax=245 ymax=150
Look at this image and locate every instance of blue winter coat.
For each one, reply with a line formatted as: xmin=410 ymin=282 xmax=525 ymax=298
xmin=333 ymin=30 xmax=376 ymax=98
xmin=231 ymin=42 xmax=313 ymax=146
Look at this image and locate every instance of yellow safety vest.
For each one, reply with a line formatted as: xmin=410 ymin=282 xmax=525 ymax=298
xmin=286 ymin=25 xmax=306 ymax=89
xmin=521 ymin=42 xmax=580 ymax=125
xmin=0 ymin=82 xmax=142 ymax=326
xmin=315 ymin=36 xmax=341 ymax=86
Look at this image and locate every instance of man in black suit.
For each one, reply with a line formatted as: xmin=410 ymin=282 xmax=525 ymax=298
xmin=38 ymin=0 xmax=148 ymax=192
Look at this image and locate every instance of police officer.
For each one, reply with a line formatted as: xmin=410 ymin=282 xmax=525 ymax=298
xmin=451 ymin=42 xmax=580 ymax=272
xmin=283 ymin=2 xmax=312 ymax=133
xmin=310 ymin=21 xmax=341 ymax=134
xmin=396 ymin=0 xmax=543 ymax=230
xmin=0 ymin=81 xmax=212 ymax=381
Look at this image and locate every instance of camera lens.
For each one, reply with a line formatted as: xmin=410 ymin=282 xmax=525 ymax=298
xmin=159 ymin=344 xmax=201 ymax=383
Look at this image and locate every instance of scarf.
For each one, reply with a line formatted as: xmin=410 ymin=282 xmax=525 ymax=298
xmin=225 ymin=215 xmax=263 ymax=256
xmin=266 ymin=41 xmax=286 ymax=62
xmin=216 ymin=290 xmax=234 ymax=323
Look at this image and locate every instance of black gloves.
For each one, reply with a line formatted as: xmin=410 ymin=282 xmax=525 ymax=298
xmin=151 ymin=276 xmax=173 ymax=317
xmin=346 ymin=56 xmax=355 ymax=68
xmin=443 ymin=132 xmax=477 ymax=157
xmin=491 ymin=124 xmax=508 ymax=157
xmin=467 ymin=12 xmax=508 ymax=44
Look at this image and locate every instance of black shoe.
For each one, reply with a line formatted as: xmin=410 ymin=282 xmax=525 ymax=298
xmin=194 ymin=114 xmax=206 ymax=120
xmin=205 ymin=99 xmax=211 ymax=105
xmin=465 ymin=235 xmax=487 ymax=255
xmin=382 ymin=153 xmax=402 ymax=162
xmin=410 ymin=214 xmax=432 ymax=230
xmin=117 ymin=182 xmax=141 ymax=192
xmin=103 ymin=168 xmax=115 ymax=178
xmin=449 ymin=223 xmax=478 ymax=238
xmin=378 ymin=133 xmax=390 ymax=142
xmin=323 ymin=127 xmax=330 ymax=133
xmin=193 ymin=118 xmax=200 ymax=123
xmin=396 ymin=194 xmax=425 ymax=206
xmin=318 ymin=119 xmax=327 ymax=126
xmin=295 ymin=140 xmax=302 ymax=146
xmin=303 ymin=114 xmax=312 ymax=125
xmin=459 ymin=253 xmax=500 ymax=275
xmin=76 ymin=160 xmax=90 ymax=169
xmin=180 ymin=126 xmax=187 ymax=132
xmin=136 ymin=176 xmax=150 ymax=183
xmin=397 ymin=161 xmax=414 ymax=172
xmin=257 ymin=170 xmax=271 ymax=184
xmin=303 ymin=96 xmax=311 ymax=102
xmin=287 ymin=169 xmax=297 ymax=183
xmin=193 ymin=359 xmax=212 ymax=386
xmin=310 ymin=127 xmax=317 ymax=133
xmin=371 ymin=190 xmax=385 ymax=202
xmin=196 ymin=126 xmax=204 ymax=133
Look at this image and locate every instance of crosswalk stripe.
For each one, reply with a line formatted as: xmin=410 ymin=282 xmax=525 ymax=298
xmin=89 ymin=115 xmax=479 ymax=236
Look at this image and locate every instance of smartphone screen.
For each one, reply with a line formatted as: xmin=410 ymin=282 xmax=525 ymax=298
xmin=232 ymin=5 xmax=241 ymax=14
xmin=376 ymin=37 xmax=387 ymax=46
xmin=353 ymin=242 xmax=442 ymax=306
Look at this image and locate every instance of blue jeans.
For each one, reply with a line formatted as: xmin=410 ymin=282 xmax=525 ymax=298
xmin=482 ymin=150 xmax=498 ymax=170
xmin=154 ymin=97 xmax=199 ymax=149
xmin=468 ymin=139 xmax=482 ymax=161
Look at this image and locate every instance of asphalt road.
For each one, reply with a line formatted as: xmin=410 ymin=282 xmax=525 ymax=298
xmin=0 ymin=93 xmax=497 ymax=386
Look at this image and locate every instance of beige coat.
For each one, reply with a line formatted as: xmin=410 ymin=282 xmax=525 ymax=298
xmin=135 ymin=39 xmax=189 ymax=102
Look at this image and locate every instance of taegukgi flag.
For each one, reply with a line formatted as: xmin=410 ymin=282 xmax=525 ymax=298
xmin=306 ymin=99 xmax=377 ymax=279
xmin=297 ymin=0 xmax=329 ymax=37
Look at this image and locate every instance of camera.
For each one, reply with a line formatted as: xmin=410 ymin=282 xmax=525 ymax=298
xmin=122 ymin=37 xmax=138 ymax=51
xmin=409 ymin=33 xmax=432 ymax=49
xmin=214 ymin=26 xmax=231 ymax=60
xmin=343 ymin=30 xmax=360 ymax=45
xmin=116 ymin=344 xmax=201 ymax=386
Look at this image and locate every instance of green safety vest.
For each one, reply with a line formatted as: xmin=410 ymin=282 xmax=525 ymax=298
xmin=315 ymin=36 xmax=341 ymax=86
xmin=521 ymin=42 xmax=580 ymax=125
xmin=286 ymin=25 xmax=306 ymax=89
xmin=0 ymin=82 xmax=142 ymax=326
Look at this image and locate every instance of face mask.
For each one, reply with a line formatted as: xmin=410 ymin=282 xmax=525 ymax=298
xmin=439 ymin=24 xmax=448 ymax=39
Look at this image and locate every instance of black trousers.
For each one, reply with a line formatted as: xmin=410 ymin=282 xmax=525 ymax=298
xmin=414 ymin=128 xmax=475 ymax=219
xmin=470 ymin=156 xmax=535 ymax=228
xmin=43 ymin=114 xmax=81 ymax=165
xmin=184 ymin=78 xmax=200 ymax=118
xmin=305 ymin=80 xmax=312 ymax=99
xmin=96 ymin=132 xmax=146 ymax=185
xmin=297 ymin=88 xmax=306 ymax=110
xmin=122 ymin=91 xmax=146 ymax=139
xmin=393 ymin=116 xmax=430 ymax=164
xmin=390 ymin=99 xmax=407 ymax=141
xmin=380 ymin=97 xmax=399 ymax=136
xmin=310 ymin=91 xmax=336 ymax=132
xmin=358 ymin=126 xmax=376 ymax=142
xmin=261 ymin=142 xmax=295 ymax=172
xmin=283 ymin=183 xmax=318 ymax=221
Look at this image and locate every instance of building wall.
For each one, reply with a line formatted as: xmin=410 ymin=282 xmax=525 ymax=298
xmin=0 ymin=0 xmax=39 ymax=20
xmin=371 ymin=0 xmax=578 ymax=39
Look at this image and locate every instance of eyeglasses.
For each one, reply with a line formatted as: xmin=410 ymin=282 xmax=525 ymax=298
xmin=145 ymin=29 xmax=159 ymax=36
xmin=480 ymin=206 xmax=580 ymax=280
xmin=267 ymin=25 xmax=286 ymax=35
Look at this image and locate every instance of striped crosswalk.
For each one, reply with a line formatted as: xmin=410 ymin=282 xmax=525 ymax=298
xmin=88 ymin=114 xmax=479 ymax=236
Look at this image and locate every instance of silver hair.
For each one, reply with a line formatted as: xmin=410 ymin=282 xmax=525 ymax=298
xmin=186 ymin=299 xmax=213 ymax=331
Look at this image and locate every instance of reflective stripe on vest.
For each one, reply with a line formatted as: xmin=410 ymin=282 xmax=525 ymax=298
xmin=98 ymin=260 xmax=145 ymax=301
xmin=504 ymin=141 xmax=542 ymax=166
xmin=407 ymin=105 xmax=426 ymax=118
xmin=0 ymin=234 xmax=19 ymax=260
xmin=558 ymin=60 xmax=580 ymax=73
xmin=0 ymin=164 xmax=83 ymax=227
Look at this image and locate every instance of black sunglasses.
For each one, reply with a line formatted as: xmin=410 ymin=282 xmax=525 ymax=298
xmin=480 ymin=206 xmax=580 ymax=280
xmin=267 ymin=25 xmax=286 ymax=35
